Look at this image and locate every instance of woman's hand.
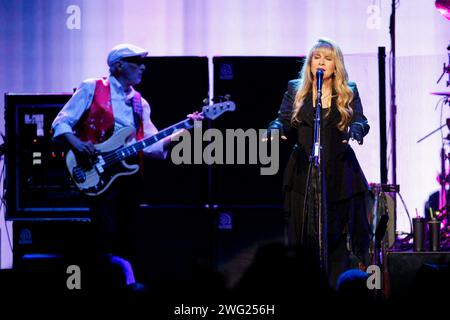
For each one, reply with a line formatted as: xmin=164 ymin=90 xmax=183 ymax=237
xmin=263 ymin=119 xmax=287 ymax=142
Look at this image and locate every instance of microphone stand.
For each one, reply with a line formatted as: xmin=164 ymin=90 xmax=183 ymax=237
xmin=303 ymin=70 xmax=328 ymax=273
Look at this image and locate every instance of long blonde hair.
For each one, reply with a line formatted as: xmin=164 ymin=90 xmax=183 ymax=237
xmin=292 ymin=38 xmax=354 ymax=131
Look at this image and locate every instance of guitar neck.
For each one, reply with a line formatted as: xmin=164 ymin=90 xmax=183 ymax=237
xmin=116 ymin=117 xmax=197 ymax=161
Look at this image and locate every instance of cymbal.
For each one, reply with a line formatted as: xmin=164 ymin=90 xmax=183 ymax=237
xmin=430 ymin=91 xmax=450 ymax=96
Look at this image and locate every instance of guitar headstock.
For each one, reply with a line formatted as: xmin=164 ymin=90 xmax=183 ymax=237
xmin=202 ymin=101 xmax=236 ymax=120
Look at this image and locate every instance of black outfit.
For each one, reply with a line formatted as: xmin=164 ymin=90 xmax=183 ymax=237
xmin=80 ymin=171 xmax=142 ymax=289
xmin=89 ymin=173 xmax=142 ymax=258
xmin=269 ymin=79 xmax=371 ymax=286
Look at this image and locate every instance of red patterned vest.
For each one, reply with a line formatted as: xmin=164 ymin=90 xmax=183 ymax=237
xmin=75 ymin=78 xmax=144 ymax=143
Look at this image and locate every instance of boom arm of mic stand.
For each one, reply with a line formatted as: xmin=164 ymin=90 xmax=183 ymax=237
xmin=417 ymin=123 xmax=447 ymax=143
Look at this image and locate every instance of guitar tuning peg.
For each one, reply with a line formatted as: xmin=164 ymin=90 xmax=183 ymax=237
xmin=202 ymin=98 xmax=209 ymax=106
xmin=224 ymin=94 xmax=231 ymax=101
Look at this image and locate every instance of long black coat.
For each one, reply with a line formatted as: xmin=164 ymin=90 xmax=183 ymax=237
xmin=276 ymin=79 xmax=370 ymax=203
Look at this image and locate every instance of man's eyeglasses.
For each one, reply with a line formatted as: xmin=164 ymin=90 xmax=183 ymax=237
xmin=121 ymin=56 xmax=145 ymax=65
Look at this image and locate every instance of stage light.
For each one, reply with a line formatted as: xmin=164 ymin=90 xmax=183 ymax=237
xmin=436 ymin=0 xmax=450 ymax=20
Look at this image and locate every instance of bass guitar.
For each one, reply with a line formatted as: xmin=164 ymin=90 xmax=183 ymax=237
xmin=66 ymin=101 xmax=236 ymax=196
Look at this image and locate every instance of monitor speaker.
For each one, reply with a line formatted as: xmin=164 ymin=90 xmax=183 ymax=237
xmin=385 ymin=251 xmax=450 ymax=299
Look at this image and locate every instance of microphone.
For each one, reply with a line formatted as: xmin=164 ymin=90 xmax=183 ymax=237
xmin=316 ymin=68 xmax=324 ymax=92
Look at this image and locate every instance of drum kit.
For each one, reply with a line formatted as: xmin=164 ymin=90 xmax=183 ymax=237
xmin=417 ymin=41 xmax=450 ymax=249
xmin=428 ymin=90 xmax=450 ymax=248
xmin=394 ymin=43 xmax=450 ymax=254
xmin=366 ymin=42 xmax=450 ymax=261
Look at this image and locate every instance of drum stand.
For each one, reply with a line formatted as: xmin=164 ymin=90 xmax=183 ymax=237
xmin=418 ymin=94 xmax=450 ymax=248
xmin=436 ymin=43 xmax=450 ymax=246
xmin=438 ymin=144 xmax=450 ymax=247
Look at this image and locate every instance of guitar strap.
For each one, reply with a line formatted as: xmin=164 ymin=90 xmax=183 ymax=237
xmin=131 ymin=90 xmax=145 ymax=175
xmin=131 ymin=91 xmax=144 ymax=140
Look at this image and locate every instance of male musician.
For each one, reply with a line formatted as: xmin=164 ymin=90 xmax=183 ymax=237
xmin=52 ymin=43 xmax=199 ymax=293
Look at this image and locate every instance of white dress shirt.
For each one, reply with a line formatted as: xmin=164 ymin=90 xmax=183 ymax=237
xmin=52 ymin=75 xmax=167 ymax=159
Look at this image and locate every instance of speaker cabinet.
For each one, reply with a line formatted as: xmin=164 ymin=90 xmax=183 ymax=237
xmin=128 ymin=206 xmax=214 ymax=287
xmin=135 ymin=57 xmax=210 ymax=206
xmin=127 ymin=205 xmax=285 ymax=289
xmin=212 ymin=206 xmax=285 ymax=287
xmin=13 ymin=219 xmax=92 ymax=268
xmin=212 ymin=56 xmax=304 ymax=205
